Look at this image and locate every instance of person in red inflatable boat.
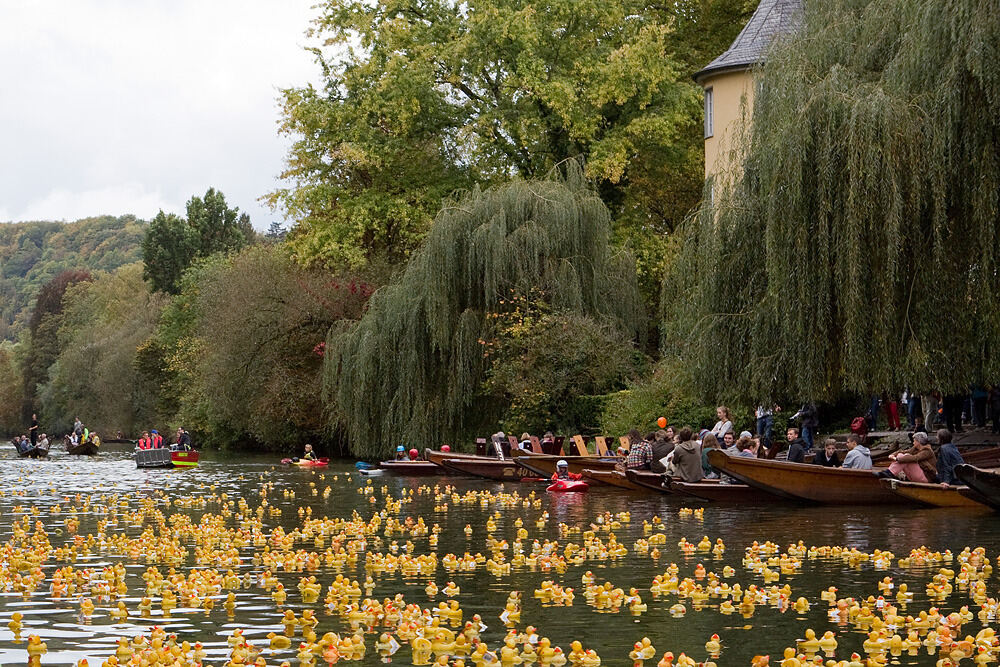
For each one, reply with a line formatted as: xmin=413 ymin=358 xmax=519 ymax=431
xmin=550 ymin=459 xmax=581 ymax=481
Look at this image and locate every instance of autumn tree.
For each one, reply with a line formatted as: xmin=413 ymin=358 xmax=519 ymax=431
xmin=271 ymin=0 xmax=751 ymax=282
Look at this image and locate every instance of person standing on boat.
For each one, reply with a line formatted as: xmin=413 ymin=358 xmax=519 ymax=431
xmin=755 ymin=405 xmax=779 ymax=455
xmin=841 ymin=434 xmax=872 ymax=469
xmin=73 ymin=417 xmax=83 ymax=438
xmin=150 ymin=429 xmax=163 ymax=449
xmin=935 ymin=429 xmax=964 ymax=486
xmin=175 ymin=427 xmax=192 ymax=451
xmin=137 ymin=431 xmax=151 ymax=450
xmin=790 ymin=403 xmax=818 ymax=449
xmin=29 ymin=413 xmax=38 ymax=448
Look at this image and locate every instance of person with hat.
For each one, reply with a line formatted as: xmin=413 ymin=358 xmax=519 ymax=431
xmin=551 ymin=459 xmax=581 ymax=481
xmin=150 ymin=429 xmax=163 ymax=449
xmin=395 ymin=445 xmax=407 ymax=461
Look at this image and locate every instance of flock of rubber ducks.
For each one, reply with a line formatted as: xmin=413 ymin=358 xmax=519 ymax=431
xmin=0 ymin=471 xmax=999 ymax=666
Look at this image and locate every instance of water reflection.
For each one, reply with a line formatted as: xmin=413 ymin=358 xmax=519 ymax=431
xmin=0 ymin=442 xmax=997 ymax=665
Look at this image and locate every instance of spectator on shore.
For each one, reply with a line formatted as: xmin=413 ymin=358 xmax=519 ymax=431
xmin=791 ymin=402 xmax=818 ymax=449
xmin=755 ymin=405 xmax=779 ymax=456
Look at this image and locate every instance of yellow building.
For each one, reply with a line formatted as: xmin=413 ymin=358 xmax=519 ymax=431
xmin=694 ymin=0 xmax=802 ymax=184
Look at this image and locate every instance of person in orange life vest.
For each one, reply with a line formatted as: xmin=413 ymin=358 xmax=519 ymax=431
xmin=137 ymin=431 xmax=152 ymax=450
xmin=550 ymin=459 xmax=581 ymax=481
xmin=150 ymin=429 xmax=163 ymax=449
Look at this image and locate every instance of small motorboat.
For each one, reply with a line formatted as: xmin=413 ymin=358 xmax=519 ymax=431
xmin=546 ymin=479 xmax=589 ymax=492
xmin=171 ymin=450 xmax=200 ymax=468
xmin=136 ymin=448 xmax=199 ymax=469
xmin=281 ymin=457 xmax=330 ymax=468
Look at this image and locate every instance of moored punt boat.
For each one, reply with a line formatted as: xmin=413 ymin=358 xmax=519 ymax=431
xmin=438 ymin=457 xmax=526 ymax=481
xmin=513 ymin=453 xmax=619 ymax=478
xmin=424 ymin=448 xmax=494 ymax=467
xmin=623 ymin=468 xmax=672 ymax=494
xmin=880 ymin=478 xmax=986 ymax=508
xmin=954 ymin=465 xmax=1000 ymax=510
xmin=957 ymin=446 xmax=1000 ymax=468
xmin=668 ymin=480 xmax=766 ymax=503
xmin=706 ymin=450 xmax=906 ymax=505
xmin=379 ymin=459 xmax=449 ymax=475
xmin=582 ymin=468 xmax=645 ymax=490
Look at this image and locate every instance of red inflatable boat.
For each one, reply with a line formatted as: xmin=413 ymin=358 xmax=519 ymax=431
xmin=546 ymin=479 xmax=590 ymax=492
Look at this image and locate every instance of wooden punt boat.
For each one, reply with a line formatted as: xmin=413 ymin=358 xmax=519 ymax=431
xmin=706 ymin=450 xmax=905 ymax=505
xmin=954 ymin=465 xmax=1000 ymax=510
xmin=957 ymin=446 xmax=1000 ymax=468
xmin=668 ymin=480 xmax=766 ymax=503
xmin=513 ymin=453 xmax=619 ymax=478
xmin=880 ymin=478 xmax=986 ymax=508
xmin=67 ymin=440 xmax=100 ymax=455
xmin=378 ymin=459 xmax=449 ymax=475
xmin=14 ymin=439 xmax=50 ymax=458
xmin=438 ymin=457 xmax=526 ymax=481
xmin=582 ymin=468 xmax=645 ymax=490
xmin=623 ymin=468 xmax=673 ymax=494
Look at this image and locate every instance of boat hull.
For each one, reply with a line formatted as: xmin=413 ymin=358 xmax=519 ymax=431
xmin=623 ymin=469 xmax=673 ymax=494
xmin=954 ymin=465 xmax=1000 ymax=510
xmin=379 ymin=460 xmax=449 ymax=475
xmin=136 ymin=448 xmax=173 ymax=469
xmin=513 ymin=454 xmax=619 ymax=478
xmin=438 ymin=457 xmax=525 ymax=481
xmin=581 ymin=469 xmax=644 ymax=490
xmin=67 ymin=442 xmax=99 ymax=456
xmin=881 ymin=478 xmax=985 ymax=508
xmin=707 ymin=450 xmax=905 ymax=505
xmin=171 ymin=451 xmax=200 ymax=468
xmin=668 ymin=480 xmax=764 ymax=503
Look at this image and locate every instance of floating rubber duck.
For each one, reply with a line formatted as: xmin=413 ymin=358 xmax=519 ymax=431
xmin=705 ymin=634 xmax=721 ymax=655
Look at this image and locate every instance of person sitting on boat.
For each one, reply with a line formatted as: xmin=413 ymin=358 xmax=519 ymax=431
xmin=841 ymin=434 xmax=872 ymax=469
xmin=68 ymin=431 xmax=80 ymax=448
xmin=302 ymin=443 xmax=317 ymax=461
xmin=518 ymin=433 xmax=532 ymax=451
xmin=785 ymin=427 xmax=807 ymax=464
xmin=668 ymin=427 xmax=703 ymax=482
xmin=935 ymin=429 xmax=964 ymax=486
xmin=150 ymin=429 xmax=163 ymax=449
xmin=812 ymin=438 xmax=841 ymax=467
xmin=736 ymin=437 xmax=759 ymax=458
xmin=880 ymin=432 xmax=936 ymax=482
xmin=37 ymin=434 xmax=49 ymax=451
xmin=89 ymin=432 xmax=101 ymax=449
xmin=700 ymin=433 xmax=721 ymax=479
xmin=624 ymin=429 xmax=652 ymax=470
xmin=394 ymin=445 xmax=407 ymax=461
xmin=650 ymin=430 xmax=675 ymax=474
xmin=551 ymin=460 xmax=581 ymax=481
xmin=137 ymin=431 xmax=151 ymax=450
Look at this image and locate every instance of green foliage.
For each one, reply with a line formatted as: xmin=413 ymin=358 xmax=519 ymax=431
xmin=0 ymin=216 xmax=144 ymax=341
xmin=483 ymin=300 xmax=647 ymax=434
xmin=272 ymin=0 xmax=753 ymax=276
xmin=143 ymin=246 xmax=374 ymax=451
xmin=20 ymin=269 xmax=93 ymax=417
xmin=142 ymin=188 xmax=253 ymax=294
xmin=39 ymin=264 xmax=168 ymax=436
xmin=600 ymin=362 xmax=723 ymax=437
xmin=328 ymin=165 xmax=645 ymax=458
xmin=664 ymin=0 xmax=1000 ymax=401
xmin=0 ymin=343 xmax=24 ymax=435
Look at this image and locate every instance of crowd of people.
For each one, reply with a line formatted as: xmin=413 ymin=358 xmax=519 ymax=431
xmin=870 ymin=387 xmax=1000 ymax=434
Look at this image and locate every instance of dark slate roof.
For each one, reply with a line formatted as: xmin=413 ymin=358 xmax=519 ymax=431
xmin=693 ymin=0 xmax=803 ymax=82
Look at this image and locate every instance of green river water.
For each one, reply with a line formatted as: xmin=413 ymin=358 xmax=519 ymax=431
xmin=0 ymin=442 xmax=998 ymax=666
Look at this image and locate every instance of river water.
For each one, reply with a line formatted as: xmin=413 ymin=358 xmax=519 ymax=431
xmin=1 ymin=442 xmax=998 ymax=666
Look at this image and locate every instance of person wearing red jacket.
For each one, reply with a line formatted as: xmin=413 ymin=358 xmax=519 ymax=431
xmin=550 ymin=460 xmax=581 ymax=481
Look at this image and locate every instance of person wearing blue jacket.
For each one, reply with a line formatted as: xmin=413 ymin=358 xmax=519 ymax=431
xmin=936 ymin=429 xmax=965 ymax=486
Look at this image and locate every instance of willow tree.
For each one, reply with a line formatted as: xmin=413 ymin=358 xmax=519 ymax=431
xmin=328 ymin=165 xmax=645 ymax=456
xmin=663 ymin=0 xmax=1000 ymax=403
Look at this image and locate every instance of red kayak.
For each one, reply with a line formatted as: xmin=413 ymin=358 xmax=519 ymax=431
xmin=281 ymin=457 xmax=330 ymax=468
xmin=546 ymin=479 xmax=590 ymax=492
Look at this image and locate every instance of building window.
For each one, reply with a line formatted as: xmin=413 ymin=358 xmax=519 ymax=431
xmin=704 ymin=87 xmax=714 ymax=138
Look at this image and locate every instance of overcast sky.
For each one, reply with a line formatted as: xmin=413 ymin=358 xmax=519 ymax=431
xmin=0 ymin=0 xmax=320 ymax=229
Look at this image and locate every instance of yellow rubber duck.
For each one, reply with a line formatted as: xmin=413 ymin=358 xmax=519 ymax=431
xmin=797 ymin=629 xmax=820 ymax=653
xmin=704 ymin=634 xmax=721 ymax=654
xmin=268 ymin=632 xmax=292 ymax=650
xmin=818 ymin=631 xmax=838 ymax=654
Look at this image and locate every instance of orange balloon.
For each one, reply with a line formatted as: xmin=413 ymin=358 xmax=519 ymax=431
xmin=657 ymin=417 xmax=667 ymax=429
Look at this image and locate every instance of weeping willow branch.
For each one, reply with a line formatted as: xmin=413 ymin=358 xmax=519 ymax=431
xmin=663 ymin=0 xmax=1000 ymax=403
xmin=326 ymin=162 xmax=645 ymax=457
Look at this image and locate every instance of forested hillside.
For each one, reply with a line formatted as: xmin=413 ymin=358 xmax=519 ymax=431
xmin=0 ymin=216 xmax=145 ymax=340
